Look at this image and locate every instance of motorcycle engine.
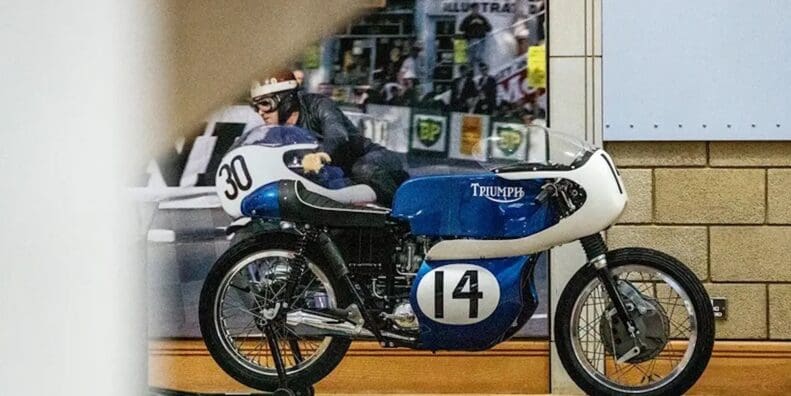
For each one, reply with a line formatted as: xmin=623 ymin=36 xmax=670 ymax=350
xmin=347 ymin=233 xmax=431 ymax=333
xmin=393 ymin=236 xmax=431 ymax=274
xmin=388 ymin=301 xmax=419 ymax=330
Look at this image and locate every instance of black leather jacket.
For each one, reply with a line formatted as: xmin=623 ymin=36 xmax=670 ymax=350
xmin=294 ymin=92 xmax=383 ymax=171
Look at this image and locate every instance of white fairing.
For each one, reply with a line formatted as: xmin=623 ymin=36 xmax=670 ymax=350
xmin=426 ymin=149 xmax=627 ymax=261
xmin=217 ymin=144 xmax=377 ymax=218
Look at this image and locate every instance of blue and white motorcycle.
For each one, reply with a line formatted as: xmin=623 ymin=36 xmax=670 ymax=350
xmin=199 ymin=124 xmax=714 ymax=396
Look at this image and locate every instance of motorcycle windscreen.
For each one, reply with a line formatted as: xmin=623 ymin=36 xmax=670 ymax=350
xmin=231 ymin=124 xmax=354 ymax=190
xmin=474 ymin=124 xmax=595 ymax=171
xmin=391 ymin=174 xmax=557 ymax=238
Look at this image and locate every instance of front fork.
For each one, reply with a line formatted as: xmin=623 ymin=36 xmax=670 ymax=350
xmin=580 ymin=234 xmax=642 ymax=358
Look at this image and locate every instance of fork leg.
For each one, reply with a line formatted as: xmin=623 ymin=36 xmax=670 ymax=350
xmin=580 ymin=234 xmax=637 ymax=335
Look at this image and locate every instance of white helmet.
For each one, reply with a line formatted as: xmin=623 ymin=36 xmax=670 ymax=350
xmin=251 ymin=70 xmax=299 ymax=99
xmin=249 ymin=70 xmax=300 ymax=118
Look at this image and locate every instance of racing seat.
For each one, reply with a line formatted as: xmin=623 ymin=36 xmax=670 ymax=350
xmin=279 ymin=180 xmax=390 ymax=228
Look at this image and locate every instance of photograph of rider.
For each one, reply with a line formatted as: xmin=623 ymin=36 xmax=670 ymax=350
xmin=459 ymin=2 xmax=492 ymax=72
xmin=514 ymin=0 xmax=546 ymax=54
xmin=249 ymin=70 xmax=409 ymax=206
xmin=474 ymin=62 xmax=497 ymax=114
xmin=451 ymin=64 xmax=478 ymax=112
xmin=397 ymin=40 xmax=426 ymax=106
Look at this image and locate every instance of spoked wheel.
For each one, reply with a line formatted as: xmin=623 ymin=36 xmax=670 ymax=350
xmin=555 ymin=248 xmax=714 ymax=396
xmin=199 ymin=235 xmax=351 ymax=392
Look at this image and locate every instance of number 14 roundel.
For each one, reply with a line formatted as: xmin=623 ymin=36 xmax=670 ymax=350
xmin=416 ymin=264 xmax=500 ymax=325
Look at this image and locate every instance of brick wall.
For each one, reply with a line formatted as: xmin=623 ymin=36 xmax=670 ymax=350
xmin=605 ymin=141 xmax=791 ymax=340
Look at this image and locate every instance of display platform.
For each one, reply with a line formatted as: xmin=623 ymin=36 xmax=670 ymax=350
xmin=150 ymin=387 xmax=266 ymax=396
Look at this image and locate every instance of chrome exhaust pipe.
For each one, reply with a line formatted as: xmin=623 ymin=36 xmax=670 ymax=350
xmin=286 ymin=305 xmax=418 ymax=342
xmin=285 ymin=309 xmax=375 ymax=338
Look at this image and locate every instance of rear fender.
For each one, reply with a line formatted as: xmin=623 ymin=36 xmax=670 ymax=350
xmin=227 ymin=218 xmax=298 ymax=246
xmin=226 ymin=217 xmax=253 ymax=235
xmin=226 ymin=221 xmax=349 ymax=282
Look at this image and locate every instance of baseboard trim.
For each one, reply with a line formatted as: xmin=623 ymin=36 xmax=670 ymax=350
xmin=149 ymin=339 xmax=791 ymax=394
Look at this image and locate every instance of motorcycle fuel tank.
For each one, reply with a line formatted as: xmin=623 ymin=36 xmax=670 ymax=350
xmin=391 ymin=174 xmax=557 ymax=238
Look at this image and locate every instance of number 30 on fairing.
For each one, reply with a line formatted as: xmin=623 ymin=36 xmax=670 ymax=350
xmin=218 ymin=155 xmax=253 ymax=200
xmin=416 ymin=264 xmax=500 ymax=325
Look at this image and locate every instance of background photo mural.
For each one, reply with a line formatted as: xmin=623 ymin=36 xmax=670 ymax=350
xmin=136 ymin=0 xmax=549 ymax=338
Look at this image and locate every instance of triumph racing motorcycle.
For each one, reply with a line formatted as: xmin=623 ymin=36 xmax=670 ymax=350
xmin=199 ymin=124 xmax=714 ymax=395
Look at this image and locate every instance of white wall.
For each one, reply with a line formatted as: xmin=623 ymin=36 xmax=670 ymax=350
xmin=603 ymin=0 xmax=791 ymax=140
xmin=0 ymin=1 xmax=165 ymax=393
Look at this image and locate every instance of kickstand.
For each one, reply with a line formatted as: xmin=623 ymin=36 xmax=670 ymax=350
xmin=272 ymin=384 xmax=314 ymax=396
xmin=264 ymin=324 xmax=290 ymax=393
xmin=264 ymin=324 xmax=315 ymax=396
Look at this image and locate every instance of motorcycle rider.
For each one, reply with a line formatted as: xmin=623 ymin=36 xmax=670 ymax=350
xmin=250 ymin=70 xmax=408 ymax=206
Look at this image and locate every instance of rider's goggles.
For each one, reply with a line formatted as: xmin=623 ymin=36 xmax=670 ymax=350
xmin=249 ymin=94 xmax=281 ymax=113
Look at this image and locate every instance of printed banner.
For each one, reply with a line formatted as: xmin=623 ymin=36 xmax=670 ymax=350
xmin=344 ymin=110 xmax=385 ymax=149
xmin=302 ymin=43 xmax=321 ymax=69
xmin=527 ymin=45 xmax=546 ymax=88
xmin=490 ymin=121 xmax=528 ymax=161
xmin=453 ymin=38 xmax=468 ymax=64
xmin=449 ymin=112 xmax=490 ymax=161
xmin=143 ymin=0 xmax=551 ymax=341
xmin=302 ymin=0 xmax=547 ymax=124
xmin=411 ymin=114 xmax=448 ymax=152
xmin=363 ymin=104 xmax=411 ymax=153
xmin=331 ymin=86 xmax=352 ymax=103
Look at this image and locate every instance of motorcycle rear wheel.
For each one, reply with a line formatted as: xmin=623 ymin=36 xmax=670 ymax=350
xmin=555 ymin=247 xmax=714 ymax=396
xmin=199 ymin=233 xmax=352 ymax=392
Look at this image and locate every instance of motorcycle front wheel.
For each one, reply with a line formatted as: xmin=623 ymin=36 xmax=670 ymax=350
xmin=555 ymin=247 xmax=715 ymax=396
xmin=199 ymin=233 xmax=352 ymax=392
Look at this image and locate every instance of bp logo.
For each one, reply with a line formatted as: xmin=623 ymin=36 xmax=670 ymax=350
xmin=495 ymin=125 xmax=524 ymax=156
xmin=416 ymin=117 xmax=443 ymax=148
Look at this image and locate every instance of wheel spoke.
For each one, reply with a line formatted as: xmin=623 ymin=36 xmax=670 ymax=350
xmin=292 ymin=277 xmax=318 ymax=306
xmin=643 ymin=356 xmax=659 ymax=384
xmin=235 ymin=317 xmax=261 ymax=355
xmin=248 ymin=334 xmax=268 ymax=364
xmin=222 ymin=302 xmax=268 ymax=321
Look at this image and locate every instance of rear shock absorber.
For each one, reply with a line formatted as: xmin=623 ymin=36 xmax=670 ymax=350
xmin=282 ymin=225 xmax=315 ymax=310
xmin=265 ymin=225 xmax=316 ymax=389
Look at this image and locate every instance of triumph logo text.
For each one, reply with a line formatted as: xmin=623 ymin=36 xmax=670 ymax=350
xmin=471 ymin=183 xmax=525 ymax=203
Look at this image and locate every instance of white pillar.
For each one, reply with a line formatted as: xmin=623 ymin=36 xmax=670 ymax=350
xmin=547 ymin=0 xmax=603 ymax=393
xmin=0 ymin=1 xmax=168 ymax=394
xmin=0 ymin=2 xmax=387 ymax=394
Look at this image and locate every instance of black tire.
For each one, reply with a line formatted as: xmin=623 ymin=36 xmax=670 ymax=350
xmin=554 ymin=247 xmax=715 ymax=396
xmin=199 ymin=233 xmax=353 ymax=391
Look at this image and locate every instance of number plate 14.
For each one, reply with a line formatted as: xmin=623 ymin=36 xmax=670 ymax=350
xmin=416 ymin=264 xmax=501 ymax=325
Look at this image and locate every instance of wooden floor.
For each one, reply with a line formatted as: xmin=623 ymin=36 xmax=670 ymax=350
xmin=149 ymin=339 xmax=791 ymax=395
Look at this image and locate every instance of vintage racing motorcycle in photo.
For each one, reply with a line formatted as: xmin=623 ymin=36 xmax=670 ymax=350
xmin=198 ymin=124 xmax=714 ymax=396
